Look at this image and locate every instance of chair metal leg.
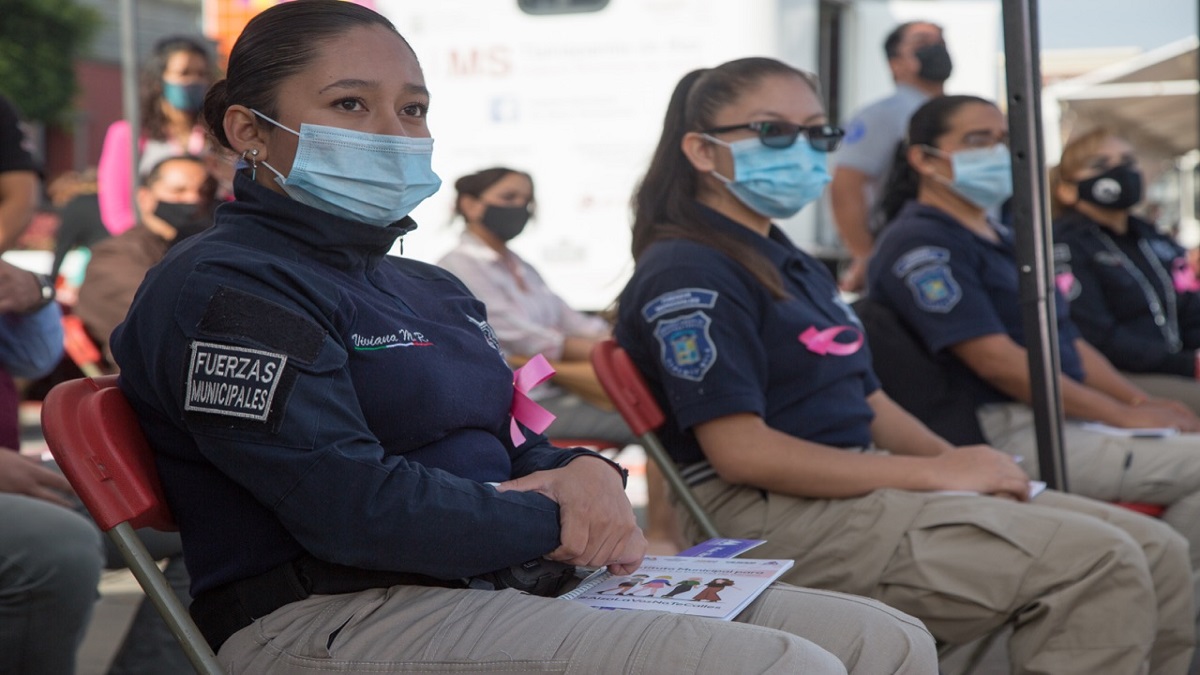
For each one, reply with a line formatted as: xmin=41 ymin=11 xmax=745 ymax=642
xmin=109 ymin=523 xmax=225 ymax=675
xmin=640 ymin=434 xmax=720 ymax=540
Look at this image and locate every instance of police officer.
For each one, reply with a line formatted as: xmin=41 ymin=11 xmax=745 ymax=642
xmin=110 ymin=3 xmax=938 ymax=673
xmin=619 ymin=59 xmax=1195 ymax=675
xmin=1052 ymin=127 xmax=1200 ymax=413
xmin=869 ymin=95 xmax=1200 ymax=669
xmin=830 ymin=20 xmax=951 ymax=292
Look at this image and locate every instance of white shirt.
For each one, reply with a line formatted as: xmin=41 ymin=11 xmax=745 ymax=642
xmin=438 ymin=231 xmax=610 ymax=360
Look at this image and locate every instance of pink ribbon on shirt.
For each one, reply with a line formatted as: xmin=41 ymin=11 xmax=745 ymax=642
xmin=1054 ymin=271 xmax=1076 ymax=298
xmin=510 ymin=354 xmax=557 ymax=445
xmin=1173 ymin=259 xmax=1200 ymax=293
xmin=798 ymin=325 xmax=863 ymax=356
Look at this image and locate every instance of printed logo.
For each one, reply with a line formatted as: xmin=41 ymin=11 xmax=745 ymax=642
xmin=642 ymin=288 xmax=719 ymax=322
xmin=892 ymin=246 xmax=950 ymax=277
xmin=1053 ymin=243 xmax=1071 ymax=263
xmin=1150 ymin=240 xmax=1177 ymax=261
xmin=905 ymin=264 xmax=962 ymax=313
xmin=185 ymin=341 xmax=287 ymax=421
xmin=654 ymin=311 xmax=717 ymax=382
xmin=350 ymin=328 xmax=433 ymax=351
xmin=466 ymin=315 xmax=503 ymax=354
xmin=844 ymin=118 xmax=867 ymax=145
xmin=1092 ymin=177 xmax=1122 ymax=204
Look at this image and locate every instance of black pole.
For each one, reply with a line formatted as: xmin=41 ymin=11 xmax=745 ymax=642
xmin=1001 ymin=0 xmax=1068 ymax=491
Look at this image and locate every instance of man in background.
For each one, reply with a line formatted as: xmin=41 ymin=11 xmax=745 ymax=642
xmin=829 ymin=21 xmax=950 ymax=292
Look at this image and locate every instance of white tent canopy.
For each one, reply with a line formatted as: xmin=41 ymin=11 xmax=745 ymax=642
xmin=1046 ymin=36 xmax=1198 ymax=161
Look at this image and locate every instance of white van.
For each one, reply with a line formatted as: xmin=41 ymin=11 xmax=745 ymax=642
xmin=381 ymin=0 xmax=1002 ymax=310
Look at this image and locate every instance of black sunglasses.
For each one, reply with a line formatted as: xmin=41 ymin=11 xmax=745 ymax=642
xmin=703 ymin=121 xmax=846 ymax=152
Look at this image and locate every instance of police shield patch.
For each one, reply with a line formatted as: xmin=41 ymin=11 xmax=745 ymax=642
xmin=905 ymin=265 xmax=961 ymax=313
xmin=654 ymin=311 xmax=717 ymax=382
xmin=185 ymin=341 xmax=287 ymax=421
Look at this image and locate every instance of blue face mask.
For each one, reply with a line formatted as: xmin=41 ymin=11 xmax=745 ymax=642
xmin=253 ymin=110 xmax=442 ymax=227
xmin=927 ymin=144 xmax=1013 ymax=210
xmin=162 ymin=81 xmax=207 ymax=113
xmin=705 ymin=135 xmax=831 ymax=219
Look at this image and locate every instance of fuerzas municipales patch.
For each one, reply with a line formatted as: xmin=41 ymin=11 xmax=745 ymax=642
xmin=654 ymin=311 xmax=717 ymax=382
xmin=185 ymin=341 xmax=287 ymax=421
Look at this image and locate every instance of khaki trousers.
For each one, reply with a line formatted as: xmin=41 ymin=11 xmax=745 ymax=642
xmin=1124 ymin=373 xmax=1200 ymax=417
xmin=681 ymin=480 xmax=1194 ymax=675
xmin=217 ymin=582 xmax=936 ymax=674
xmin=980 ymin=401 xmax=1200 ymax=634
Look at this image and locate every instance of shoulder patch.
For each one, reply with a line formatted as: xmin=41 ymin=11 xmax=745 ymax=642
xmin=844 ymin=118 xmax=867 ymax=145
xmin=198 ymin=286 xmax=326 ymax=364
xmin=654 ymin=311 xmax=717 ymax=382
xmin=905 ymin=264 xmax=962 ymax=313
xmin=892 ymin=246 xmax=950 ymax=277
xmin=642 ymin=288 xmax=719 ymax=322
xmin=185 ymin=341 xmax=287 ymax=422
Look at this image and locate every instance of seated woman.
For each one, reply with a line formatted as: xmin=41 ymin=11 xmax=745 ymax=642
xmin=109 ymin=2 xmax=938 ymax=673
xmin=867 ymin=94 xmax=1200 ymax=653
xmin=437 ymin=168 xmax=632 ymax=445
xmin=615 ymin=60 xmax=1194 ymax=674
xmin=1051 ymin=127 xmax=1200 ymax=413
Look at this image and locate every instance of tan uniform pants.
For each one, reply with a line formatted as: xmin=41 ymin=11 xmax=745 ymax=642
xmin=980 ymin=401 xmax=1200 ymax=632
xmin=216 ymin=582 xmax=936 ymax=674
xmin=1124 ymin=373 xmax=1200 ymax=417
xmin=680 ymin=480 xmax=1194 ymax=675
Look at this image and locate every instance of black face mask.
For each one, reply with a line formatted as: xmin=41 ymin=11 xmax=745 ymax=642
xmin=154 ymin=201 xmax=213 ymax=245
xmin=915 ymin=43 xmax=953 ymax=83
xmin=1077 ymin=164 xmax=1143 ymax=211
xmin=480 ymin=204 xmax=531 ymax=242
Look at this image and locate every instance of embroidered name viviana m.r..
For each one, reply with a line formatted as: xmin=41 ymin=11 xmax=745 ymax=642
xmin=185 ymin=341 xmax=288 ymax=421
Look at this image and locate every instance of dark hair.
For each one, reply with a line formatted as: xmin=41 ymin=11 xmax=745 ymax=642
xmin=631 ymin=57 xmax=819 ymax=299
xmin=140 ymin=154 xmax=217 ymax=204
xmin=883 ymin=21 xmax=942 ymax=59
xmin=202 ymin=0 xmax=408 ymax=149
xmin=140 ymin=35 xmax=214 ymax=141
xmin=453 ymin=167 xmax=536 ymax=218
xmin=877 ymin=95 xmax=994 ymax=224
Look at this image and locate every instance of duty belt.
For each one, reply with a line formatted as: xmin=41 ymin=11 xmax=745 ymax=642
xmin=190 ymin=553 xmax=468 ymax=652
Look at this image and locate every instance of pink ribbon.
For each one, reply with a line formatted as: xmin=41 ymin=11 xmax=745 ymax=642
xmin=798 ymin=325 xmax=863 ymax=356
xmin=1054 ymin=271 xmax=1076 ymax=298
xmin=1173 ymin=259 xmax=1200 ymax=293
xmin=510 ymin=354 xmax=557 ymax=445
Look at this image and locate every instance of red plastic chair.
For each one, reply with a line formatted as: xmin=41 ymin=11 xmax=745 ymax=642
xmin=590 ymin=340 xmax=720 ymax=540
xmin=41 ymin=376 xmax=225 ymax=675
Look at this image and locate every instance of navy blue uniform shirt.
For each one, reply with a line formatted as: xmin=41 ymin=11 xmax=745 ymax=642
xmin=869 ymin=201 xmax=1085 ymax=407
xmin=1055 ymin=210 xmax=1200 ymax=377
xmin=111 ymin=173 xmax=606 ymax=595
xmin=615 ymin=204 xmax=879 ymax=467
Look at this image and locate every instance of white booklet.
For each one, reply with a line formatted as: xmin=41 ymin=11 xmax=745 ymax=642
xmin=1079 ymin=422 xmax=1178 ymax=438
xmin=560 ymin=554 xmax=794 ymax=620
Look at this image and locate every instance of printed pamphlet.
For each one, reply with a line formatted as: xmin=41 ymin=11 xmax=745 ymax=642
xmin=560 ymin=554 xmax=793 ymax=620
xmin=1079 ymin=422 xmax=1178 ymax=438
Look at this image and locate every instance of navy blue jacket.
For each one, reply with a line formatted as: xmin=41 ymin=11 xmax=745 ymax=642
xmin=615 ymin=205 xmax=879 ymax=467
xmin=1055 ymin=210 xmax=1200 ymax=377
xmin=112 ymin=174 xmax=603 ymax=595
xmin=869 ymin=201 xmax=1085 ymax=408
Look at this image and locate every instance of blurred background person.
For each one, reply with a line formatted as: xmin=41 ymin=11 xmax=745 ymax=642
xmin=1052 ymin=128 xmax=1200 ymax=414
xmin=48 ymin=168 xmax=108 ymax=286
xmin=77 ymin=154 xmax=215 ymax=368
xmin=439 ymin=167 xmax=683 ymax=552
xmin=98 ymin=35 xmax=215 ymax=236
xmin=829 ymin=21 xmax=950 ymax=292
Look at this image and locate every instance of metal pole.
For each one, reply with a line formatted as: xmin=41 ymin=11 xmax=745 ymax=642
xmin=1001 ymin=0 xmax=1068 ymax=491
xmin=119 ymin=0 xmax=140 ymax=212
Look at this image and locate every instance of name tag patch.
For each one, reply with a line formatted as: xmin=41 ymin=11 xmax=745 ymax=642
xmin=185 ymin=341 xmax=287 ymax=421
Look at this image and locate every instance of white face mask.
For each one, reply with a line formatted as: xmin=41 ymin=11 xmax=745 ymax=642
xmin=253 ymin=110 xmax=442 ymax=227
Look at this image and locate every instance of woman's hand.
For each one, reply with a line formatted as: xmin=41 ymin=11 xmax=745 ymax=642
xmin=1119 ymin=402 xmax=1200 ymax=432
xmin=931 ymin=445 xmax=1030 ymax=501
xmin=496 ymin=455 xmax=646 ymax=573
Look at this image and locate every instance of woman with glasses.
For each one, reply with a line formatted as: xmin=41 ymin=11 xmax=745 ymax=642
xmin=617 ymin=64 xmax=1195 ymax=673
xmin=868 ymin=95 xmax=1200 ymax=671
xmin=1051 ymin=128 xmax=1200 ymax=414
